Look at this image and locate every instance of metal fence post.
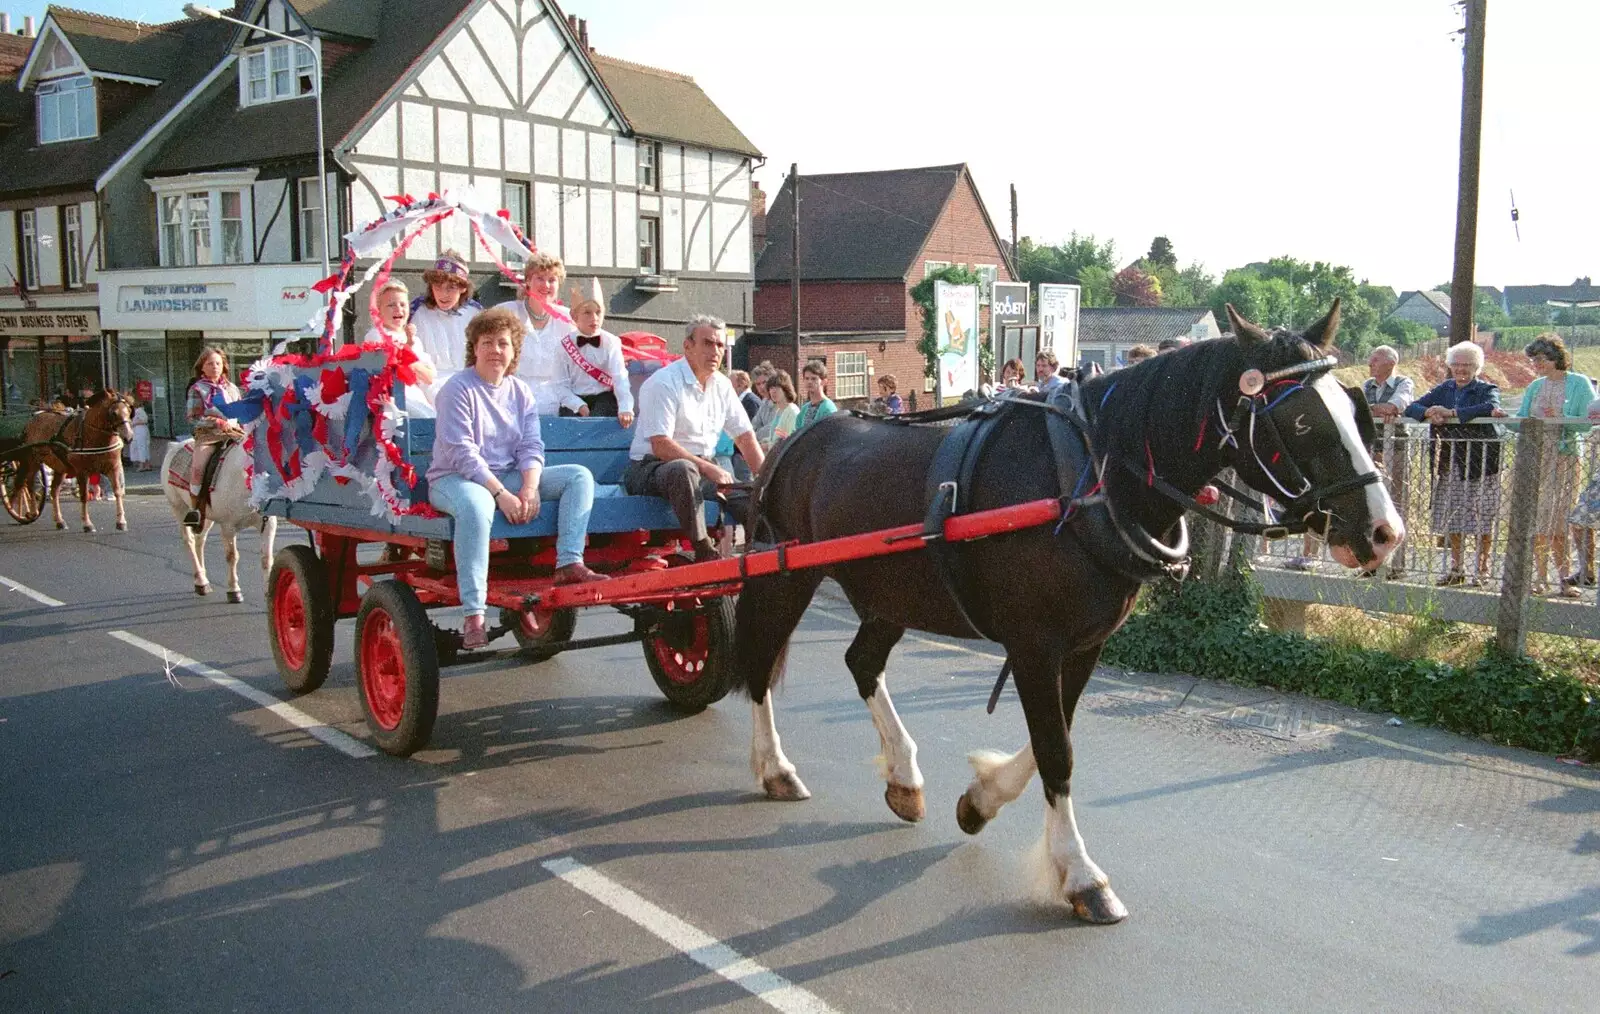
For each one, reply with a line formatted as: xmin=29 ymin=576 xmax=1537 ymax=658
xmin=1496 ymin=417 xmax=1543 ymax=655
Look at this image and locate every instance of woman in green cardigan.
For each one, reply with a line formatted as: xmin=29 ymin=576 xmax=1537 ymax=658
xmin=1511 ymin=334 xmax=1596 ymax=595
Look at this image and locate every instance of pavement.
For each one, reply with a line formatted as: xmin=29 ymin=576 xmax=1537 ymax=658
xmin=2 ymin=496 xmax=1598 ymax=1013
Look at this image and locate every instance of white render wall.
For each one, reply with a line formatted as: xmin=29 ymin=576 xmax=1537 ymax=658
xmin=344 ymin=0 xmax=752 ymax=277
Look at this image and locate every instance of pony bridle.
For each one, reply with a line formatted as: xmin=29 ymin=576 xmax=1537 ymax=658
xmin=1222 ymin=354 xmax=1382 ymax=538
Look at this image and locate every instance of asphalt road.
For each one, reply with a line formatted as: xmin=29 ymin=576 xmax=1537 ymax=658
xmin=2 ymin=494 xmax=1597 ymax=1013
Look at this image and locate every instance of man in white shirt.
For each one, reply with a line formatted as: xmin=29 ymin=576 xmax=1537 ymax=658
xmin=624 ymin=315 xmax=764 ymax=561
xmin=492 ymin=251 xmax=589 ymax=416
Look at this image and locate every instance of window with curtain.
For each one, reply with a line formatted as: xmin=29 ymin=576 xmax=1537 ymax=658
xmin=19 ymin=210 xmax=39 ymax=289
xmin=158 ymin=189 xmax=251 ymax=267
xmin=161 ymin=196 xmax=183 ymax=264
xmin=241 ymin=40 xmax=318 ymax=106
xmin=245 ymin=50 xmax=267 ymax=103
xmin=37 ymin=76 xmax=96 ymax=143
xmin=297 ymin=178 xmax=322 ymax=262
xmin=834 ymin=351 xmax=868 ymax=399
xmin=186 ymin=192 xmax=213 ymax=266
xmin=64 ymin=206 xmax=83 ymax=288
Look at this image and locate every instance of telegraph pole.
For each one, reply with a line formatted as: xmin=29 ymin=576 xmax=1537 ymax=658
xmin=1009 ymin=183 xmax=1018 ymax=270
xmin=1449 ymin=0 xmax=1487 ymax=347
xmin=790 ymin=163 xmax=802 ymax=376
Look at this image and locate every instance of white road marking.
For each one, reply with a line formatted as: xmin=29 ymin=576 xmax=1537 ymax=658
xmin=107 ymin=630 xmax=376 ymax=759
xmin=0 ymin=574 xmax=66 ymax=608
xmin=542 ymin=856 xmax=841 ymax=1014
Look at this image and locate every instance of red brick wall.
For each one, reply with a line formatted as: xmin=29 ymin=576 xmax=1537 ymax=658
xmin=753 ymin=279 xmax=906 ymax=332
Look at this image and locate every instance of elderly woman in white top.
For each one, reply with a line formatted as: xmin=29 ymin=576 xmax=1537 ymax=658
xmin=492 ymin=251 xmax=590 ymax=416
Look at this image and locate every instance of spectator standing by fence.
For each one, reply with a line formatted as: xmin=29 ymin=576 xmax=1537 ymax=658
xmin=1511 ymin=335 xmax=1596 ymax=595
xmin=1406 ymin=341 xmax=1503 ymax=586
xmin=1363 ymin=345 xmax=1415 ymax=578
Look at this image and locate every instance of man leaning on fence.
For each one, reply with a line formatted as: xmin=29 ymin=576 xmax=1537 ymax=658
xmin=1363 ymin=345 xmax=1415 ymax=579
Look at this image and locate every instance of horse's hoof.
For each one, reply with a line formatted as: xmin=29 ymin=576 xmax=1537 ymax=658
xmin=227 ymin=591 xmax=244 ymax=604
xmin=885 ymin=783 xmax=925 ymax=823
xmin=955 ymin=791 xmax=990 ymax=835
xmin=55 ymin=522 xmax=65 ymax=530
xmin=195 ymin=584 xmax=210 ymax=596
xmin=116 ymin=522 xmax=127 ymax=531
xmin=1068 ymin=884 xmax=1129 ymax=925
xmin=83 ymin=526 xmax=94 ymax=533
xmin=762 ymin=772 xmax=811 ymax=801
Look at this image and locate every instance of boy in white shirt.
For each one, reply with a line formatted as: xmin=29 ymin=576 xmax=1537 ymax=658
xmin=560 ymin=277 xmax=634 ymax=427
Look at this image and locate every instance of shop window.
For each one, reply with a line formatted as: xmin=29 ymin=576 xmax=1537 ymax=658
xmin=834 ymin=351 xmax=868 ymax=400
xmin=240 ymin=40 xmax=317 ymax=107
xmin=19 ymin=210 xmax=39 ymax=290
xmin=37 ymin=76 xmax=97 ymax=144
xmin=63 ymin=206 xmax=83 ymax=288
xmin=297 ymin=178 xmax=323 ymax=262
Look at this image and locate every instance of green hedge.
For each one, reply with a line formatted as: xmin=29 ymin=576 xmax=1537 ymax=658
xmin=1100 ymin=572 xmax=1600 ymax=759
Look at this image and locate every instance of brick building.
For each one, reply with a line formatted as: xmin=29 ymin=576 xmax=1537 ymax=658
xmin=747 ymin=163 xmax=1014 ymax=410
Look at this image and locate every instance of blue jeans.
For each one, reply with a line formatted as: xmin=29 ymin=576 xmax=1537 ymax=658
xmin=428 ymin=464 xmax=595 ymax=616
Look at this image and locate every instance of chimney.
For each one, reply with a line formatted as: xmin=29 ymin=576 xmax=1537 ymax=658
xmin=578 ymin=18 xmax=588 ymax=51
xmin=1 ymin=14 xmax=10 ymax=35
xmin=23 ymin=15 xmax=35 ymax=37
xmin=750 ymin=181 xmax=768 ymax=257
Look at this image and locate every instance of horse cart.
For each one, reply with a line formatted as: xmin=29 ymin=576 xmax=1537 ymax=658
xmin=261 ymin=403 xmax=1062 ymax=757
xmin=1 ymin=409 xmax=47 ymax=524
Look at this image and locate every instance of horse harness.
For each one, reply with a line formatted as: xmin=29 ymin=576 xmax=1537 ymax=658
xmin=879 ymin=353 xmax=1381 ymax=711
xmin=36 ymin=406 xmax=126 ymax=461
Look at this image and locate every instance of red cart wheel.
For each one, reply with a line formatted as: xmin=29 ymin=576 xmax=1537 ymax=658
xmin=640 ymin=597 xmax=735 ymax=713
xmin=500 ymin=605 xmax=577 ymax=663
xmin=266 ymin=545 xmax=334 ymax=694
xmin=354 ymin=580 xmax=439 ymax=757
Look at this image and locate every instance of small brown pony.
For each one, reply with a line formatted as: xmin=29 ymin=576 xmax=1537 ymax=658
xmin=16 ymin=390 xmax=136 ymax=532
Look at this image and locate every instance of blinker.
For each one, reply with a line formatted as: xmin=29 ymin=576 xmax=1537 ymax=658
xmin=1239 ymin=369 xmax=1265 ymax=396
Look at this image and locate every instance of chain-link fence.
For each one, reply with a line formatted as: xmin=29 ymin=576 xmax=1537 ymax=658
xmin=1255 ymin=417 xmax=1600 ymax=603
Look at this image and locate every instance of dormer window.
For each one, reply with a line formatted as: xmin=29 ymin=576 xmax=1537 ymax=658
xmin=240 ymin=40 xmax=317 ymax=107
xmin=38 ymin=76 xmax=97 ymax=143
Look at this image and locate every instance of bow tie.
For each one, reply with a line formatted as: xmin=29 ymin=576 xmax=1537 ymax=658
xmin=575 ymin=334 xmax=601 ymax=348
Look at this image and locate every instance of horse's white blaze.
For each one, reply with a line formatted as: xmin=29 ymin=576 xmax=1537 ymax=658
xmin=865 ymin=676 xmax=922 ymax=789
xmin=1312 ymin=375 xmax=1405 ymax=558
xmin=965 ymin=743 xmax=1036 ymax=821
xmin=1027 ymin=795 xmax=1111 ymax=904
xmin=750 ymin=695 xmax=801 ymax=787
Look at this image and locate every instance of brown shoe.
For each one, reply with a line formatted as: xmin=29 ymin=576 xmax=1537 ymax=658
xmin=554 ymin=562 xmax=607 ymax=585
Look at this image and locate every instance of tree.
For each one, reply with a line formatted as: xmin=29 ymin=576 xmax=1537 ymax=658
xmin=1474 ymin=291 xmax=1510 ymax=329
xmin=1511 ymin=304 xmax=1552 ymax=326
xmin=1113 ymin=265 xmax=1161 ymax=307
xmin=1357 ymin=283 xmax=1398 ymax=318
xmin=1146 ymin=236 xmax=1177 ymax=270
xmin=1142 ymin=259 xmax=1215 ymax=307
xmin=1077 ymin=265 xmax=1116 ymax=308
xmin=1379 ymin=316 xmax=1437 ymax=347
xmin=1015 ymin=232 xmax=1117 ymax=288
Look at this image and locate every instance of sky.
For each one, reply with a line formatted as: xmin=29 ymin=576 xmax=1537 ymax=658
xmin=9 ymin=0 xmax=1596 ymax=292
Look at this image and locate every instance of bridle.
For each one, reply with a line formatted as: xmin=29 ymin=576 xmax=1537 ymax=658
xmin=1113 ymin=353 xmax=1383 ymax=540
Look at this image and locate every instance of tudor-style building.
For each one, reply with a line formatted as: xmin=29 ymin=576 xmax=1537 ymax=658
xmin=85 ymin=0 xmax=759 ymax=440
xmin=0 ymin=7 xmax=232 ymax=415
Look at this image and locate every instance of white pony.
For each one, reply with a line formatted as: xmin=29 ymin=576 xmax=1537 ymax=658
xmin=160 ymin=439 xmax=277 ymax=603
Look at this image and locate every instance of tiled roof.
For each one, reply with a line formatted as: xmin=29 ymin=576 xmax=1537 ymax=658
xmin=1504 ymin=278 xmax=1600 ymax=307
xmin=49 ymin=6 xmax=189 ymax=80
xmin=0 ymin=34 xmax=32 ymax=132
xmin=589 ymin=52 xmax=759 ymax=158
xmin=288 ymin=0 xmax=381 ymax=40
xmin=145 ymin=0 xmax=473 ymax=176
xmin=756 ymin=164 xmax=968 ymax=282
xmin=0 ymin=13 xmax=235 ymax=196
xmin=1078 ymin=306 xmax=1217 ymax=346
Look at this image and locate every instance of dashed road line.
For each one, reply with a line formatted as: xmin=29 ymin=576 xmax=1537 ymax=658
xmin=542 ymin=856 xmax=841 ymax=1014
xmin=108 ymin=630 xmax=376 ymax=759
xmin=0 ymin=574 xmax=66 ymax=608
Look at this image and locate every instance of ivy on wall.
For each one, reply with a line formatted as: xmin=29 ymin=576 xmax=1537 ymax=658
xmin=910 ymin=265 xmax=993 ymax=386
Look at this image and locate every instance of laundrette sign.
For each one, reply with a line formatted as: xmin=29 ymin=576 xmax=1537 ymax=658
xmin=118 ymin=283 xmax=234 ymax=315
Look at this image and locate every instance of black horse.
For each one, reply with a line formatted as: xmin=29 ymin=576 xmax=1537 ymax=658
xmin=733 ymin=301 xmax=1402 ymax=923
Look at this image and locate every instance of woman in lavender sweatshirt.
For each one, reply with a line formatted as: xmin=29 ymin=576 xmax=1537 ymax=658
xmin=428 ymin=307 xmax=606 ymax=649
